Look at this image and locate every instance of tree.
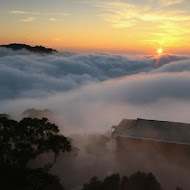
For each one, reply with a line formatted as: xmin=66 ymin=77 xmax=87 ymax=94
xmin=0 ymin=167 xmax=65 ymax=190
xmin=120 ymin=176 xmax=128 ymax=190
xmin=176 ymin=187 xmax=183 ymax=190
xmin=0 ymin=117 xmax=71 ymax=189
xmin=0 ymin=117 xmax=71 ymax=169
xmin=82 ymin=172 xmax=163 ymax=190
xmin=103 ymin=174 xmax=120 ymax=190
xmin=82 ymin=177 xmax=103 ymax=190
xmin=127 ymin=171 xmax=162 ymax=190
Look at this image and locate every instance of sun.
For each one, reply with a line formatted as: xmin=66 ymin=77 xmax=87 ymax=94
xmin=157 ymin=48 xmax=163 ymax=55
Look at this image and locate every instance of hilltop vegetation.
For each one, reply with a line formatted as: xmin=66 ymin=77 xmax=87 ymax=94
xmin=0 ymin=116 xmax=71 ymax=189
xmin=0 ymin=43 xmax=57 ymax=54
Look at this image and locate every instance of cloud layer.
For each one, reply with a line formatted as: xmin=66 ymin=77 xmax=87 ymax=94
xmin=0 ymin=47 xmax=189 ymax=101
xmin=1 ymin=47 xmax=190 ymax=133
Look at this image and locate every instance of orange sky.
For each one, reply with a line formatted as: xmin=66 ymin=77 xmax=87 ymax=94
xmin=1 ymin=0 xmax=190 ymax=54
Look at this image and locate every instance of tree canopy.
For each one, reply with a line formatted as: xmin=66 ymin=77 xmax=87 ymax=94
xmin=0 ymin=117 xmax=71 ymax=189
xmin=82 ymin=172 xmax=183 ymax=190
xmin=0 ymin=117 xmax=71 ymax=168
xmin=82 ymin=172 xmax=162 ymax=190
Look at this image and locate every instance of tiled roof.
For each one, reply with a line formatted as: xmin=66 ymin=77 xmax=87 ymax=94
xmin=113 ymin=118 xmax=190 ymax=145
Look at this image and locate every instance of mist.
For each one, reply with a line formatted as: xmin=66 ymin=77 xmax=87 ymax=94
xmin=1 ymin=48 xmax=190 ymax=189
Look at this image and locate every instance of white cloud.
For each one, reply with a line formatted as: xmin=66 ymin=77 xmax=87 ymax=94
xmin=20 ymin=17 xmax=36 ymax=22
xmin=160 ymin=0 xmax=184 ymax=6
xmin=10 ymin=10 xmax=69 ymax=16
xmin=10 ymin=10 xmax=40 ymax=15
xmin=49 ymin=18 xmax=57 ymax=22
xmin=10 ymin=10 xmax=69 ymax=23
xmin=95 ymin=1 xmax=190 ymax=29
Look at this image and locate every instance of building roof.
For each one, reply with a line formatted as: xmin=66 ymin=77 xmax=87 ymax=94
xmin=112 ymin=118 xmax=190 ymax=145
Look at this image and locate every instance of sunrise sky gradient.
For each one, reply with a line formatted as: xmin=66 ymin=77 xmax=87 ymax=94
xmin=1 ymin=0 xmax=190 ymax=54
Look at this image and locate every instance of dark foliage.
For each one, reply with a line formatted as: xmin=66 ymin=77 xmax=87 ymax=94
xmin=103 ymin=174 xmax=121 ymax=190
xmin=82 ymin=172 xmax=162 ymax=190
xmin=176 ymin=187 xmax=183 ymax=190
xmin=126 ymin=171 xmax=161 ymax=190
xmin=0 ymin=167 xmax=64 ymax=190
xmin=83 ymin=177 xmax=103 ymax=190
xmin=0 ymin=117 xmax=71 ymax=189
xmin=0 ymin=43 xmax=57 ymax=54
xmin=0 ymin=113 xmax=10 ymax=119
xmin=82 ymin=172 xmax=184 ymax=190
xmin=120 ymin=176 xmax=128 ymax=190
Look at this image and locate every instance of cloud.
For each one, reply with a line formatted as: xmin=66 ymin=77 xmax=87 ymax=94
xmin=96 ymin=1 xmax=188 ymax=28
xmin=1 ymin=47 xmax=189 ymax=101
xmin=10 ymin=10 xmax=69 ymax=23
xmin=153 ymin=59 xmax=190 ymax=73
xmin=49 ymin=18 xmax=64 ymax=22
xmin=20 ymin=17 xmax=36 ymax=22
xmin=10 ymin=11 xmax=40 ymax=15
xmin=10 ymin=10 xmax=69 ymax=16
xmin=49 ymin=18 xmax=58 ymax=22
xmin=1 ymin=48 xmax=190 ymax=134
xmin=92 ymin=0 xmax=190 ymax=47
xmin=160 ymin=0 xmax=184 ymax=6
xmin=97 ymin=2 xmax=138 ymax=28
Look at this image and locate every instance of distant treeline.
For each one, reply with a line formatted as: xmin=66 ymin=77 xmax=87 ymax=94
xmin=0 ymin=43 xmax=57 ymax=54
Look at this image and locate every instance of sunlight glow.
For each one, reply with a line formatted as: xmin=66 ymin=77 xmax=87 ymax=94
xmin=157 ymin=48 xmax=163 ymax=55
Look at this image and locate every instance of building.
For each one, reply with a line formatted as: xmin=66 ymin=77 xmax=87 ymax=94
xmin=112 ymin=119 xmax=190 ymax=189
xmin=112 ymin=118 xmax=190 ymax=145
xmin=112 ymin=118 xmax=190 ymax=160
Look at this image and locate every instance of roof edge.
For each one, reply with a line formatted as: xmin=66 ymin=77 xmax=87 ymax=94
xmin=113 ymin=134 xmax=190 ymax=146
xmin=137 ymin=118 xmax=190 ymax=126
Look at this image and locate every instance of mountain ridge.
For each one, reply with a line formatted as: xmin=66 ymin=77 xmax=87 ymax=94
xmin=0 ymin=43 xmax=57 ymax=54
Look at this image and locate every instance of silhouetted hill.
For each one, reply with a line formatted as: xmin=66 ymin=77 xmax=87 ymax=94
xmin=22 ymin=108 xmax=54 ymax=119
xmin=0 ymin=43 xmax=57 ymax=54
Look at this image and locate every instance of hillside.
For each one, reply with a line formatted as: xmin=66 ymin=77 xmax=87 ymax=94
xmin=0 ymin=43 xmax=57 ymax=54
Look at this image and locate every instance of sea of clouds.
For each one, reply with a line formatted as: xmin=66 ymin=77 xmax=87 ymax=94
xmin=1 ymin=47 xmax=190 ymax=189
xmin=1 ymin=47 xmax=190 ymax=133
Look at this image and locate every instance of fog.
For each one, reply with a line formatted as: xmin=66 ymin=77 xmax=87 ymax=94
xmin=1 ymin=48 xmax=190 ymax=189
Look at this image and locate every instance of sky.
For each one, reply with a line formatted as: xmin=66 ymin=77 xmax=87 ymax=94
xmin=0 ymin=0 xmax=190 ymax=54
